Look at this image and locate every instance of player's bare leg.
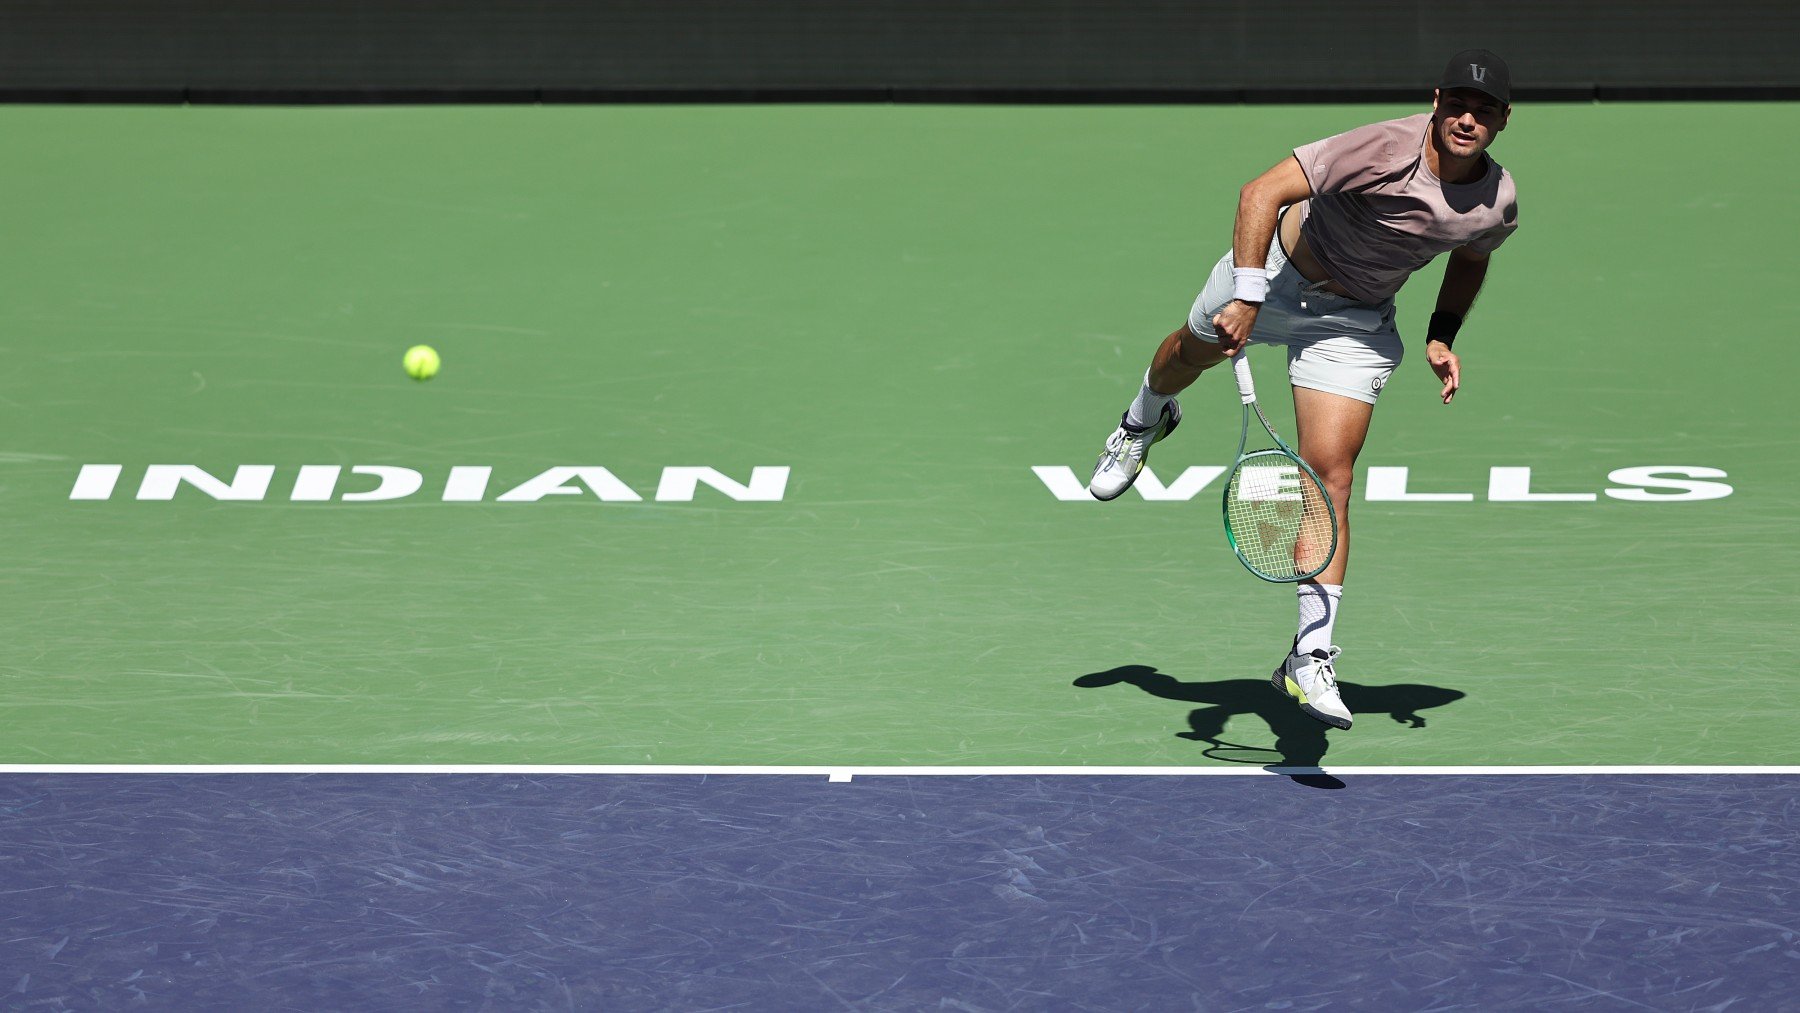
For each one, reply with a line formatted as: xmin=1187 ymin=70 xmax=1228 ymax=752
xmin=1270 ymin=385 xmax=1375 ymax=730
xmin=1291 ymin=386 xmax=1374 ymax=587
xmin=1147 ymin=323 xmax=1229 ymax=393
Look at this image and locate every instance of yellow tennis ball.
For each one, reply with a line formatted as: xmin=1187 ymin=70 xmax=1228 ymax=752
xmin=403 ymin=344 xmax=440 ymax=381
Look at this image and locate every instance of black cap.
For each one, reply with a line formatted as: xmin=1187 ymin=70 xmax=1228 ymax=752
xmin=1438 ymin=49 xmax=1510 ymax=105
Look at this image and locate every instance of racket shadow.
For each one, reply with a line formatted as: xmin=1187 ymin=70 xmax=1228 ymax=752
xmin=1073 ymin=664 xmax=1466 ymax=786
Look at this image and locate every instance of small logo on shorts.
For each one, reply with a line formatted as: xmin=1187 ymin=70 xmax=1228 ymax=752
xmin=1371 ymin=373 xmax=1390 ymax=395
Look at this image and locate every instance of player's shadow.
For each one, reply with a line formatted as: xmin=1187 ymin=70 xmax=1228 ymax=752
xmin=1074 ymin=664 xmax=1466 ymax=789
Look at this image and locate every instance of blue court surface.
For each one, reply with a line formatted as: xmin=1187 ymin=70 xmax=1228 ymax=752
xmin=3 ymin=772 xmax=1794 ymax=1009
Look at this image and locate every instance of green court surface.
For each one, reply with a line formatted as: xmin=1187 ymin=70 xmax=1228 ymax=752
xmin=2 ymin=102 xmax=1794 ymax=766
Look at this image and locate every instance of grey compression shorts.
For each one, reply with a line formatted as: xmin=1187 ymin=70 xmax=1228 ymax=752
xmin=1186 ymin=235 xmax=1403 ymax=405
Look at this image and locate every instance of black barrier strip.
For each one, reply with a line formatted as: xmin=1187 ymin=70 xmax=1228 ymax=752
xmin=1597 ymin=85 xmax=1800 ymax=101
xmin=4 ymin=85 xmax=1799 ymax=105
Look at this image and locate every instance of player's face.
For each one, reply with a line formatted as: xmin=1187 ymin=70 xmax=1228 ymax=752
xmin=1432 ymin=88 xmax=1509 ymax=159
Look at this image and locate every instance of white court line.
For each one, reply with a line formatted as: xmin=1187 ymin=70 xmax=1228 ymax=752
xmin=2 ymin=765 xmax=1798 ymax=779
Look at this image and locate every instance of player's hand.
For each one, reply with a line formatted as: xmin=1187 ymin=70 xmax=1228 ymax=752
xmin=1210 ymin=300 xmax=1260 ymax=354
xmin=1426 ymin=339 xmax=1460 ymax=403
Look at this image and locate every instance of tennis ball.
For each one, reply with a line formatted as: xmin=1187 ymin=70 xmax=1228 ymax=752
xmin=403 ymin=344 xmax=440 ymax=381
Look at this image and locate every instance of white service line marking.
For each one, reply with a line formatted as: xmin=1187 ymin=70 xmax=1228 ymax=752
xmin=1 ymin=765 xmax=1797 ymax=777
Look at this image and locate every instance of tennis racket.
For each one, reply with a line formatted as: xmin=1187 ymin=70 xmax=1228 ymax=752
xmin=1222 ymin=349 xmax=1338 ymax=582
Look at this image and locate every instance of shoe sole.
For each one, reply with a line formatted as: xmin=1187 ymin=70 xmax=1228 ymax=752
xmin=1088 ymin=404 xmax=1181 ymax=501
xmin=1089 ymin=476 xmax=1132 ymax=502
xmin=1272 ymin=668 xmax=1353 ymax=730
xmin=1301 ymin=703 xmax=1353 ymax=731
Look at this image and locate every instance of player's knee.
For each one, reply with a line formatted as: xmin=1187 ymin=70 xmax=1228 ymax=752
xmin=1176 ymin=325 xmax=1226 ymax=370
xmin=1311 ymin=459 xmax=1356 ymax=499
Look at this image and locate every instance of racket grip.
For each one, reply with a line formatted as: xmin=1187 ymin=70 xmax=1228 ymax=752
xmin=1232 ymin=350 xmax=1257 ymax=404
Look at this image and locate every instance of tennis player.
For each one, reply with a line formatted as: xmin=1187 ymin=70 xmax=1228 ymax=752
xmin=1088 ymin=51 xmax=1519 ymax=729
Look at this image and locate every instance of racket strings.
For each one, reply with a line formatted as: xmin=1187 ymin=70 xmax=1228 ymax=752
xmin=1225 ymin=453 xmax=1336 ymax=580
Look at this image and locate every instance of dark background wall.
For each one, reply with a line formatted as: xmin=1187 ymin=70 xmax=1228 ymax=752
xmin=3 ymin=0 xmax=1797 ymax=102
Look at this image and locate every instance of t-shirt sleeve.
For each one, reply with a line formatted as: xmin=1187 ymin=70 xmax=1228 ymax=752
xmin=1292 ymin=118 xmax=1415 ymax=195
xmin=1465 ymin=190 xmax=1520 ymax=254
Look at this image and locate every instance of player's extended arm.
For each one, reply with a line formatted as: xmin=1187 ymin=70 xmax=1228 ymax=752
xmin=1425 ymin=245 xmax=1490 ymax=404
xmin=1211 ymin=156 xmax=1315 ymax=354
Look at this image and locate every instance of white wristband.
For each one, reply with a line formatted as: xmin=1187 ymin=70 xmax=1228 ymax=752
xmin=1232 ymin=267 xmax=1269 ymax=304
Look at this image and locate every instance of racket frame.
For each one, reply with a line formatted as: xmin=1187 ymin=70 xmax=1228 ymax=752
xmin=1222 ymin=350 xmax=1339 ymax=583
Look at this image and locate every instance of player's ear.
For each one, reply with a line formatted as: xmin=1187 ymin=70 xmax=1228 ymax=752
xmin=1498 ymin=104 xmax=1511 ymax=132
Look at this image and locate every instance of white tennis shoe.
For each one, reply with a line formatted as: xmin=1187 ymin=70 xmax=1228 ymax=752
xmin=1273 ymin=644 xmax=1353 ymax=730
xmin=1088 ymin=401 xmax=1181 ymax=501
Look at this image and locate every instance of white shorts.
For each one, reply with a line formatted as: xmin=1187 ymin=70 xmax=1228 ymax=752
xmin=1186 ymin=237 xmax=1403 ymax=405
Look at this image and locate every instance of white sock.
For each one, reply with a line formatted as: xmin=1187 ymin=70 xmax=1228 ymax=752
xmin=1125 ymin=370 xmax=1176 ymax=429
xmin=1295 ymin=583 xmax=1342 ymax=657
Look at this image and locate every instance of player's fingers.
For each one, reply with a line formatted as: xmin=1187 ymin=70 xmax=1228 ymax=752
xmin=1212 ymin=317 xmax=1241 ymax=354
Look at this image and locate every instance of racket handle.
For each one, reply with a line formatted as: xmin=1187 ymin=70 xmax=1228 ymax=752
xmin=1232 ymin=349 xmax=1257 ymax=404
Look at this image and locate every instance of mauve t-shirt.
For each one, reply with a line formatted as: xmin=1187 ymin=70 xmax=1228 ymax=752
xmin=1291 ymin=112 xmax=1518 ymax=303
